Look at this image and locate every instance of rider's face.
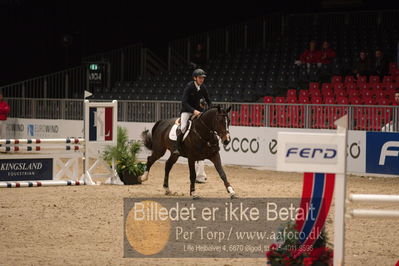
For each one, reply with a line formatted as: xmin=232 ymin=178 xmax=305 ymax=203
xmin=194 ymin=76 xmax=205 ymax=86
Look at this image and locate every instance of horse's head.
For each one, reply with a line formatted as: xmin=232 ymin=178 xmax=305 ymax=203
xmin=213 ymin=106 xmax=232 ymax=145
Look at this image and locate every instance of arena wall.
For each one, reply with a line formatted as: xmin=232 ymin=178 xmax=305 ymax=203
xmin=4 ymin=118 xmax=398 ymax=177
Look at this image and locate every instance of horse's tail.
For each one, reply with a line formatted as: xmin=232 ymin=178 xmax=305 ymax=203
xmin=141 ymin=129 xmax=153 ymax=150
xmin=141 ymin=120 xmax=161 ymax=150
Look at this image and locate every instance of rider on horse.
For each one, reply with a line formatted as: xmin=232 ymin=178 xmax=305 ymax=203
xmin=173 ymin=69 xmax=211 ymax=156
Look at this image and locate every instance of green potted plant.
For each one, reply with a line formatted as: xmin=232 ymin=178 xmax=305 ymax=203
xmin=102 ymin=126 xmax=146 ymax=185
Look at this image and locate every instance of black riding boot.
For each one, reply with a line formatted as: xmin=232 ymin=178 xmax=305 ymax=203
xmin=173 ymin=129 xmax=183 ymax=156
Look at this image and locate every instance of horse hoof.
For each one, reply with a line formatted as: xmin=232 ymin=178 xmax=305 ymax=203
xmin=191 ymin=192 xmax=201 ymax=200
xmin=195 ymin=176 xmax=207 ymax=183
xmin=192 ymin=195 xmax=201 ymax=200
xmin=230 ymin=194 xmax=239 ymax=199
xmin=139 ymin=171 xmax=149 ymax=182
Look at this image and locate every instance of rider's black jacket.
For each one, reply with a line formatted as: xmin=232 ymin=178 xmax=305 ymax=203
xmin=181 ymin=81 xmax=211 ymax=113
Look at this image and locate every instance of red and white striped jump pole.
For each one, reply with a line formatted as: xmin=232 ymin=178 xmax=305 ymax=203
xmin=0 ymin=138 xmax=84 ymax=145
xmin=0 ymin=145 xmax=83 ymax=152
xmin=0 ymin=180 xmax=85 ymax=188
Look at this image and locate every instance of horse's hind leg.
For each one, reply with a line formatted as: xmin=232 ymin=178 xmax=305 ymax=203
xmin=188 ymin=159 xmax=200 ymax=199
xmin=163 ymin=153 xmax=179 ymax=195
xmin=209 ymin=153 xmax=238 ymax=199
xmin=139 ymin=149 xmax=166 ymax=182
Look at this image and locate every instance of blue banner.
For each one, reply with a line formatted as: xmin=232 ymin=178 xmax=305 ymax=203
xmin=0 ymin=158 xmax=53 ymax=181
xmin=366 ymin=132 xmax=399 ymax=175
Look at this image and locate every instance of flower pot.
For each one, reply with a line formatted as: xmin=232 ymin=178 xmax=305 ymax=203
xmin=119 ymin=170 xmax=142 ymax=185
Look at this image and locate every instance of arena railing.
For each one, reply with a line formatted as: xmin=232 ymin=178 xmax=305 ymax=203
xmin=5 ymin=98 xmax=399 ymax=132
xmin=0 ymin=66 xmax=87 ymax=99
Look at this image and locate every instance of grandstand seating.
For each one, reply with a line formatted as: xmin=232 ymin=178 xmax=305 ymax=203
xmin=93 ymin=22 xmax=399 ymax=103
xmin=86 ymin=11 xmax=399 ymax=131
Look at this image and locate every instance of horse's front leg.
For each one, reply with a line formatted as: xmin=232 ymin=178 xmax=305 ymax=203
xmin=188 ymin=158 xmax=199 ymax=199
xmin=209 ymin=152 xmax=238 ymax=199
xmin=163 ymin=153 xmax=179 ymax=195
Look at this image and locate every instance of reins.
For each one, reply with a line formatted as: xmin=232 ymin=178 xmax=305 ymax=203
xmin=190 ymin=110 xmax=225 ymax=148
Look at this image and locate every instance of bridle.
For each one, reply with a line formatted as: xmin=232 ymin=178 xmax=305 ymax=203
xmin=191 ymin=110 xmax=229 ymax=148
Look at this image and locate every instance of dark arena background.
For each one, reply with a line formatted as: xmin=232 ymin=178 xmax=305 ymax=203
xmin=1 ymin=1 xmax=399 ymax=265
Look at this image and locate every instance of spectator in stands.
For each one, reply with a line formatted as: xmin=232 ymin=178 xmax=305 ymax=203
xmin=319 ymin=41 xmax=336 ymax=64
xmin=383 ymin=91 xmax=399 ymax=131
xmin=371 ymin=48 xmax=389 ymax=77
xmin=394 ymin=91 xmax=399 ymax=131
xmin=296 ymin=40 xmax=322 ymax=72
xmin=190 ymin=43 xmax=207 ymax=69
xmin=394 ymin=91 xmax=399 ymax=106
xmin=352 ymin=50 xmax=372 ymax=78
xmin=0 ymin=93 xmax=10 ymax=138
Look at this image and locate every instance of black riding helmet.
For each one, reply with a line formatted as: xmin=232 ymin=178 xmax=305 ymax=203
xmin=192 ymin=69 xmax=207 ymax=78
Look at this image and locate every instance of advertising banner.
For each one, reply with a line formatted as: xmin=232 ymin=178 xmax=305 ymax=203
xmin=276 ymin=132 xmax=346 ymax=174
xmin=219 ymin=127 xmax=268 ymax=166
xmin=366 ymin=132 xmax=399 ymax=175
xmin=0 ymin=158 xmax=53 ymax=181
xmin=5 ymin=118 xmax=83 ymax=139
xmin=8 ymin=118 xmax=398 ymax=177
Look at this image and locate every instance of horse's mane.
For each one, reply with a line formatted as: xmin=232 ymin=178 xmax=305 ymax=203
xmin=202 ymin=106 xmax=224 ymax=115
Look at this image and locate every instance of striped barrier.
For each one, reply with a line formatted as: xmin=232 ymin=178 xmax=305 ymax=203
xmin=0 ymin=138 xmax=84 ymax=145
xmin=0 ymin=145 xmax=83 ymax=152
xmin=0 ymin=180 xmax=85 ymax=188
xmin=0 ymin=138 xmax=84 ymax=152
xmin=0 ymin=100 xmax=123 ymax=187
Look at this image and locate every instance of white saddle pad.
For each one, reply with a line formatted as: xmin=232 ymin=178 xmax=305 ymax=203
xmin=169 ymin=121 xmax=191 ymax=141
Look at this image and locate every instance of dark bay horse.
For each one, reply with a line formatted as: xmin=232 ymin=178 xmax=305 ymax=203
xmin=140 ymin=106 xmax=238 ymax=199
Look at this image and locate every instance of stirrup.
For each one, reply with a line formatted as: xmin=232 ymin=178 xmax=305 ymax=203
xmin=172 ymin=138 xmax=180 ymax=155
